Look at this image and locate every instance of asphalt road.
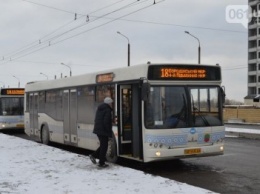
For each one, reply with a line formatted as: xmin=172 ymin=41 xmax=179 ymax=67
xmin=135 ymin=137 xmax=260 ymax=194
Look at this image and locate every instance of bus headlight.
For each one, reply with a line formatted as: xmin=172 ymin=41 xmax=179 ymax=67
xmin=220 ymin=146 xmax=224 ymax=151
xmin=155 ymin=151 xmax=161 ymax=157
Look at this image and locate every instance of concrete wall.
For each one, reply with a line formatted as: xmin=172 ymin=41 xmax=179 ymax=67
xmin=244 ymin=99 xmax=260 ymax=106
xmin=224 ymin=106 xmax=260 ymax=123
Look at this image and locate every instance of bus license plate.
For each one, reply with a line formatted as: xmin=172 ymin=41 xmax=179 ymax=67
xmin=184 ymin=148 xmax=201 ymax=155
xmin=16 ymin=124 xmax=24 ymax=127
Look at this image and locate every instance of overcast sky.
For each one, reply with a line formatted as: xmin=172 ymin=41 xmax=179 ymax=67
xmin=0 ymin=0 xmax=247 ymax=102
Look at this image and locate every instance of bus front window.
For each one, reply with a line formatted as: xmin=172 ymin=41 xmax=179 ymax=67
xmin=145 ymin=86 xmax=188 ymax=129
xmin=189 ymin=87 xmax=222 ymax=127
xmin=144 ymin=86 xmax=222 ymax=129
xmin=0 ymin=97 xmax=24 ymax=116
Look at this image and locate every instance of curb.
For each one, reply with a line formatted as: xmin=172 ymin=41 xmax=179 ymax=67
xmin=225 ymin=122 xmax=260 ymax=126
xmin=225 ymin=131 xmax=260 ymax=140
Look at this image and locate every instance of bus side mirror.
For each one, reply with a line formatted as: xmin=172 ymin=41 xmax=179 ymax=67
xmin=142 ymin=82 xmax=150 ymax=101
xmin=221 ymin=86 xmax=226 ymax=104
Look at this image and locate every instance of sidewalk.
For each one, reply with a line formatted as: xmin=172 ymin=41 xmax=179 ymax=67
xmin=225 ymin=126 xmax=260 ymax=140
xmin=0 ymin=134 xmax=217 ymax=194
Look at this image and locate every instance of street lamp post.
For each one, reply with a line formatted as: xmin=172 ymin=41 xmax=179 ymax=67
xmin=40 ymin=72 xmax=48 ymax=80
xmin=185 ymin=31 xmax=201 ymax=64
xmin=117 ymin=31 xmax=130 ymax=67
xmin=13 ymin=75 xmax=20 ymax=88
xmin=61 ymin=63 xmax=72 ymax=77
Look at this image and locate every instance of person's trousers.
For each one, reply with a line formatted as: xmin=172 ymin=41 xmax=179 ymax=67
xmin=92 ymin=135 xmax=108 ymax=165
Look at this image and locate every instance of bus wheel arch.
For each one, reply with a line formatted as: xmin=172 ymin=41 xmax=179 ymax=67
xmin=41 ymin=124 xmax=50 ymax=145
xmin=106 ymin=134 xmax=118 ymax=163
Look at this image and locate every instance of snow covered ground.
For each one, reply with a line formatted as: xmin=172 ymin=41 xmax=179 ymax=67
xmin=225 ymin=127 xmax=260 ymax=134
xmin=0 ymin=134 xmax=217 ymax=194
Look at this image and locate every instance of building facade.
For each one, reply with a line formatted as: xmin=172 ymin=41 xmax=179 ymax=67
xmin=246 ymin=0 xmax=260 ymax=105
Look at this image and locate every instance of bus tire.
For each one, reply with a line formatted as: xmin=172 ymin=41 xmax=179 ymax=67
xmin=41 ymin=125 xmax=50 ymax=145
xmin=106 ymin=134 xmax=118 ymax=163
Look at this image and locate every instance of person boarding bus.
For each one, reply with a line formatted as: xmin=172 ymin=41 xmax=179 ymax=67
xmin=89 ymin=97 xmax=113 ymax=168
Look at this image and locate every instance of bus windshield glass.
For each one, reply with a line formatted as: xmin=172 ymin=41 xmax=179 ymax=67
xmin=144 ymin=86 xmax=222 ymax=129
xmin=0 ymin=97 xmax=24 ymax=116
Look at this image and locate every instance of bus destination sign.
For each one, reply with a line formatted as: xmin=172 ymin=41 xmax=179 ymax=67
xmin=160 ymin=68 xmax=206 ymax=79
xmin=1 ymin=89 xmax=25 ymax=95
xmin=96 ymin=73 xmax=114 ymax=83
xmin=148 ymin=65 xmax=221 ymax=81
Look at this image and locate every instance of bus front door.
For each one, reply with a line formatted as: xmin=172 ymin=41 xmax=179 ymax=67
xmin=119 ymin=84 xmax=141 ymax=160
xmin=63 ymin=89 xmax=78 ymax=145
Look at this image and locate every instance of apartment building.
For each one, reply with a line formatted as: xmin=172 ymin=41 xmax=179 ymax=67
xmin=245 ymin=0 xmax=260 ymax=105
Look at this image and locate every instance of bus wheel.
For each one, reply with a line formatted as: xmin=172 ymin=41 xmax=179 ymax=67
xmin=106 ymin=135 xmax=118 ymax=163
xmin=41 ymin=125 xmax=50 ymax=145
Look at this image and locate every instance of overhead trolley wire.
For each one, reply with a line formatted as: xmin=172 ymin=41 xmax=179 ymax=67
xmin=32 ymin=0 xmax=145 ymax=45
xmin=1 ymin=0 xmax=144 ymax=63
xmin=22 ymin=0 xmax=130 ymax=16
xmin=29 ymin=0 xmax=133 ymax=43
xmin=38 ymin=0 xmax=142 ymax=45
xmin=99 ymin=17 xmax=247 ymax=34
xmin=3 ymin=0 xmax=246 ymax=65
xmin=1 ymin=0 xmax=156 ymax=65
xmin=22 ymin=0 xmax=82 ymax=15
xmin=52 ymin=0 xmax=163 ymax=46
xmin=2 ymin=0 xmax=132 ymax=61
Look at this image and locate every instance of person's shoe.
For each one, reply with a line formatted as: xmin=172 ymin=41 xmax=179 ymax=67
xmin=89 ymin=155 xmax=96 ymax=164
xmin=98 ymin=163 xmax=109 ymax=168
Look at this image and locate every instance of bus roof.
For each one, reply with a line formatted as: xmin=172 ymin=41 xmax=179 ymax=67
xmin=25 ymin=63 xmax=221 ymax=92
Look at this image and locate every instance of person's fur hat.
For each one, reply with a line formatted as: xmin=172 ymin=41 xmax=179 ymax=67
xmin=104 ymin=97 xmax=113 ymax=104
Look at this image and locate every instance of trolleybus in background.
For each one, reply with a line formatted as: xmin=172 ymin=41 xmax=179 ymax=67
xmin=24 ymin=63 xmax=225 ymax=163
xmin=0 ymin=88 xmax=24 ymax=130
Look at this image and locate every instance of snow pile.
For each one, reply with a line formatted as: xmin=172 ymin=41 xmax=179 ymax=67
xmin=0 ymin=134 xmax=217 ymax=194
xmin=225 ymin=127 xmax=260 ymax=134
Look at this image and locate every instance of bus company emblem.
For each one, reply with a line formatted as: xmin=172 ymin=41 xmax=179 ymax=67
xmin=190 ymin=128 xmax=196 ymax=134
xmin=204 ymin=134 xmax=211 ymax=142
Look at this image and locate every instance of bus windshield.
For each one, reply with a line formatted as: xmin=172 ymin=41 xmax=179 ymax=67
xmin=144 ymin=86 xmax=222 ymax=129
xmin=0 ymin=97 xmax=24 ymax=116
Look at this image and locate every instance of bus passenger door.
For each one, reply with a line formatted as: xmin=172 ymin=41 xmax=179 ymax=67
xmin=70 ymin=89 xmax=77 ymax=145
xmin=120 ymin=85 xmax=132 ymax=145
xmin=63 ymin=89 xmax=78 ymax=145
xmin=63 ymin=90 xmax=70 ymax=144
xmin=118 ymin=84 xmax=141 ymax=159
xmin=29 ymin=93 xmax=39 ymax=136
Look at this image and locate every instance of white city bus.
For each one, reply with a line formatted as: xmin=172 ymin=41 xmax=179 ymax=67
xmin=0 ymin=88 xmax=24 ymax=130
xmin=24 ymin=63 xmax=225 ymax=163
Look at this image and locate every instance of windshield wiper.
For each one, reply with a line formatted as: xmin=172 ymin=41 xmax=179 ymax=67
xmin=191 ymin=95 xmax=210 ymax=126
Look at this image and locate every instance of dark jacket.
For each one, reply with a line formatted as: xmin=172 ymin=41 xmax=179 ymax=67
xmin=93 ymin=103 xmax=113 ymax=138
